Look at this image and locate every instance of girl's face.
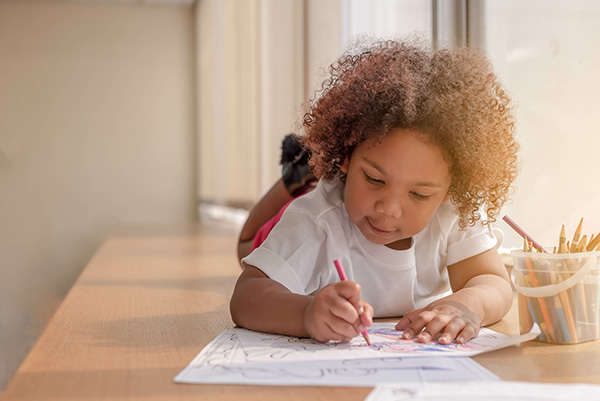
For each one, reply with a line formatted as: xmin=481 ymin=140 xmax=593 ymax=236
xmin=341 ymin=128 xmax=452 ymax=250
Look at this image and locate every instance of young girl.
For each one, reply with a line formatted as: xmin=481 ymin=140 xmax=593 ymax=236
xmin=230 ymin=38 xmax=519 ymax=346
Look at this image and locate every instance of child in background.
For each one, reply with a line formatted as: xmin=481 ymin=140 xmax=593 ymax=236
xmin=230 ymin=38 xmax=519 ymax=345
xmin=237 ymin=134 xmax=317 ymax=262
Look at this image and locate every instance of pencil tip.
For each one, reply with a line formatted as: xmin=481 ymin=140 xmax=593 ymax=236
xmin=363 ymin=331 xmax=372 ymax=346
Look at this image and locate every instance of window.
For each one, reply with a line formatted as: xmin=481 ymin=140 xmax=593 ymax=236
xmin=482 ymin=0 xmax=600 ymax=249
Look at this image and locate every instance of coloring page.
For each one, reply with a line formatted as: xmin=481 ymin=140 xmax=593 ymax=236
xmin=234 ymin=322 xmax=540 ymax=363
xmin=173 ymin=328 xmax=499 ymax=386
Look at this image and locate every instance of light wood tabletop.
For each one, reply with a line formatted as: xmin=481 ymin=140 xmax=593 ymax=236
xmin=2 ymin=223 xmax=600 ymax=400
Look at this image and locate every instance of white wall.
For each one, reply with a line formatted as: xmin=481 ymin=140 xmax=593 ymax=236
xmin=0 ymin=2 xmax=196 ymax=390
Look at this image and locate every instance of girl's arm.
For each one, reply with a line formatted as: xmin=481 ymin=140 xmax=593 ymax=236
xmin=396 ymin=247 xmax=512 ymax=344
xmin=237 ymin=178 xmax=293 ymax=262
xmin=230 ymin=265 xmax=373 ymax=342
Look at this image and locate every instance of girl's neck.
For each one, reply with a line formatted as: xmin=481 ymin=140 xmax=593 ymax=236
xmin=385 ymin=237 xmax=412 ymax=251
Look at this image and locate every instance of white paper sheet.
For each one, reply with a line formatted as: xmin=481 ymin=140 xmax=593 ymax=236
xmin=173 ymin=328 xmax=501 ymax=386
xmin=365 ymin=382 xmax=600 ymax=401
xmin=235 ymin=322 xmax=540 ymax=362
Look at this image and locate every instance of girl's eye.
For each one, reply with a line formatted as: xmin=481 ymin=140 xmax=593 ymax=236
xmin=411 ymin=191 xmax=431 ymax=201
xmin=364 ymin=172 xmax=384 ymax=185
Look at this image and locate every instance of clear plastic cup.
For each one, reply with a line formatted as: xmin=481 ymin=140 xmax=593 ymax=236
xmin=511 ymin=250 xmax=600 ymax=344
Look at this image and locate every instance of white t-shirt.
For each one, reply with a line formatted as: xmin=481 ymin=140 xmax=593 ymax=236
xmin=242 ymin=179 xmax=501 ymax=318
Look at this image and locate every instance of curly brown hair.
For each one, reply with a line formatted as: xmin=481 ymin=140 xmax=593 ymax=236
xmin=302 ymin=38 xmax=519 ymax=229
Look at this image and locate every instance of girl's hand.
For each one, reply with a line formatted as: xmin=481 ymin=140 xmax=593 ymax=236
xmin=395 ymin=300 xmax=480 ymax=345
xmin=303 ymin=281 xmax=373 ymax=343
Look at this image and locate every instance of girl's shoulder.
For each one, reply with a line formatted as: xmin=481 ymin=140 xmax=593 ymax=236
xmin=421 ymin=202 xmax=492 ymax=245
xmin=286 ymin=179 xmax=344 ymax=222
xmin=425 ymin=202 xmax=461 ymax=238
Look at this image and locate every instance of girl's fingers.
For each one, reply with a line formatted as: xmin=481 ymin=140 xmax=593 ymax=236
xmin=396 ymin=301 xmax=481 ymax=344
xmin=328 ymin=282 xmax=367 ymax=330
xmin=325 ymin=318 xmax=360 ymax=342
xmin=313 ymin=282 xmax=373 ymax=343
xmin=416 ymin=314 xmax=453 ymax=343
xmin=454 ymin=323 xmax=479 ymax=344
xmin=329 ymin=294 xmax=361 ymax=324
xmin=330 ymin=303 xmax=368 ymax=336
xmin=395 ymin=308 xmax=424 ymax=330
xmin=436 ymin=319 xmax=464 ymax=344
xmin=425 ymin=319 xmax=479 ymax=344
xmin=313 ymin=322 xmax=351 ymax=343
xmin=399 ymin=310 xmax=437 ymax=340
xmin=359 ymin=301 xmax=374 ymax=327
xmin=313 ymin=319 xmax=353 ymax=343
xmin=335 ymin=281 xmax=363 ymax=306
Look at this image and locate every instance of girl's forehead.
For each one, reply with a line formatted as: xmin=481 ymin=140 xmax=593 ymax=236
xmin=361 ymin=128 xmax=451 ymax=166
xmin=355 ymin=129 xmax=452 ymax=178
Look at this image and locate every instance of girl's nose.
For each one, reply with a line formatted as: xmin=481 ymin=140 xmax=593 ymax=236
xmin=374 ymin=193 xmax=402 ymax=219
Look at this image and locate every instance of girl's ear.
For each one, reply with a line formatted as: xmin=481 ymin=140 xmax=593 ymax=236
xmin=340 ymin=157 xmax=350 ymax=173
xmin=442 ymin=192 xmax=451 ymax=203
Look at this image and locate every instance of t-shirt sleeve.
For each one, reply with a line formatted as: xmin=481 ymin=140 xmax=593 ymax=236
xmin=445 ymin=220 xmax=503 ymax=266
xmin=241 ymin=208 xmax=332 ymax=296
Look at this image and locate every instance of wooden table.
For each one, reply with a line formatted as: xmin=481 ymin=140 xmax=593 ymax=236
xmin=2 ymin=224 xmax=600 ymax=400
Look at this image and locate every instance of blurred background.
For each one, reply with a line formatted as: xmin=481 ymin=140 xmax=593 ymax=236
xmin=1 ymin=0 xmax=599 ymax=392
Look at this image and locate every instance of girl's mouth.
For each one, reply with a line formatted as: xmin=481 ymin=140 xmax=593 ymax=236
xmin=367 ymin=218 xmax=396 ymax=238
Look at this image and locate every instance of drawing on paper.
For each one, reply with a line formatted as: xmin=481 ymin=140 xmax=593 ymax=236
xmin=365 ymin=325 xmax=498 ymax=354
xmin=235 ymin=322 xmax=512 ymax=364
xmin=175 ymin=329 xmax=469 ymax=385
xmin=175 ymin=323 xmax=538 ymax=386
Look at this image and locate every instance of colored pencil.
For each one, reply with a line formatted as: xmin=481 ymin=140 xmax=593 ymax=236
xmin=558 ymin=225 xmax=569 ymax=253
xmin=569 ymin=218 xmax=584 ymax=253
xmin=587 ymin=232 xmax=600 ymax=251
xmin=502 ymin=215 xmax=547 ymax=253
xmin=333 ymin=259 xmax=371 ymax=346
